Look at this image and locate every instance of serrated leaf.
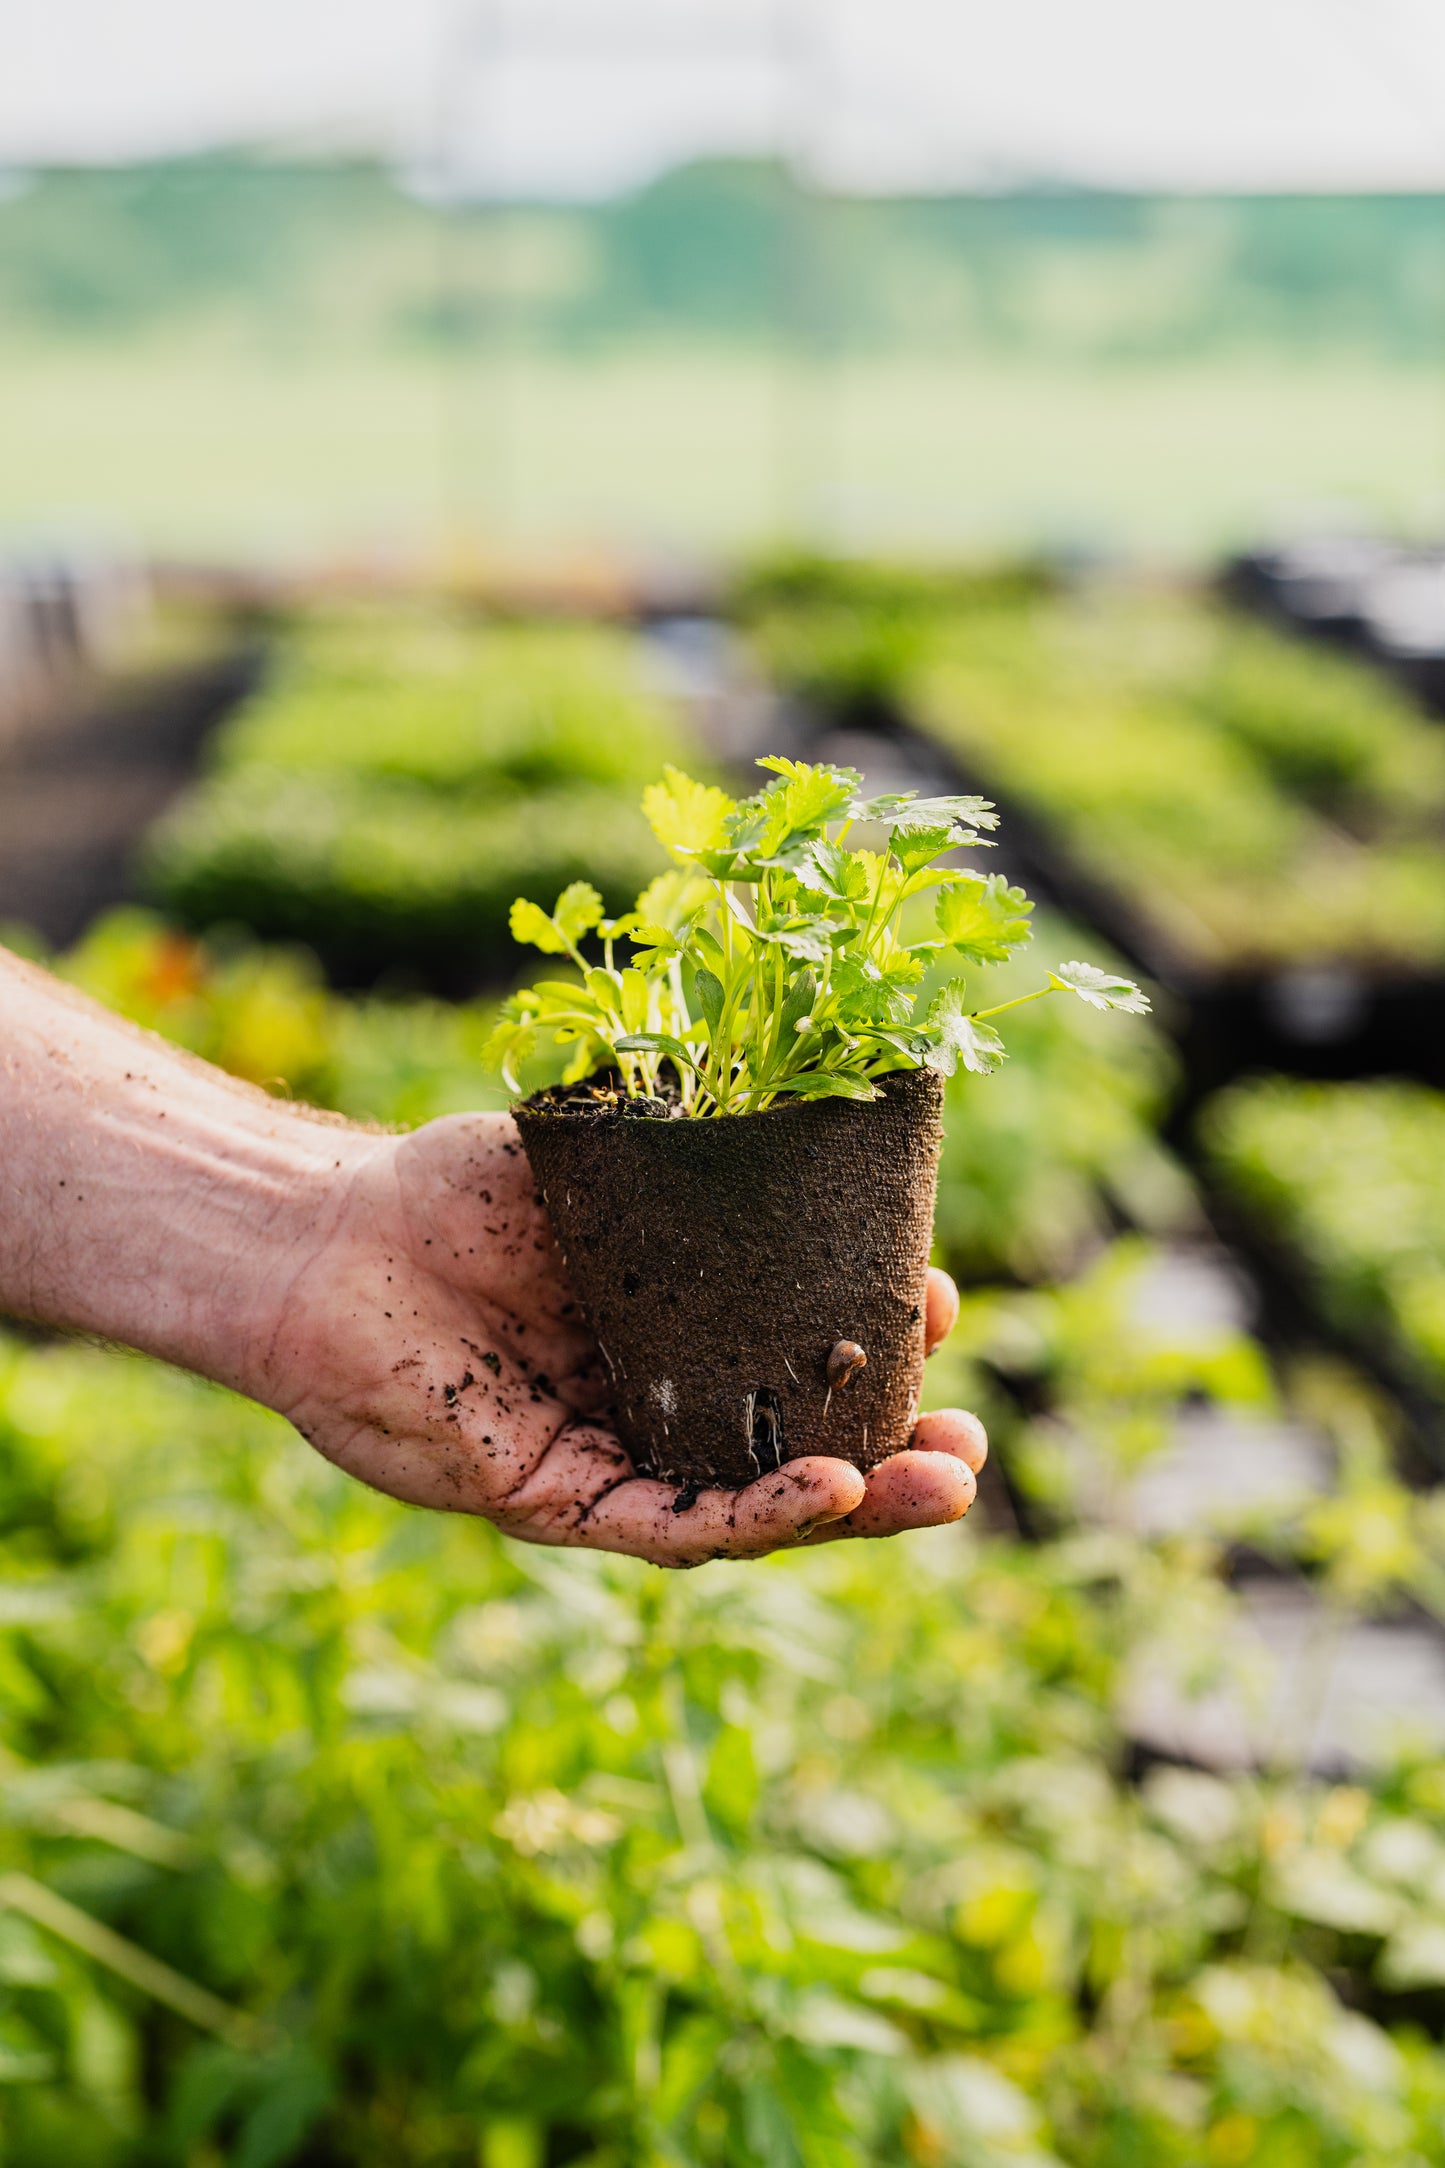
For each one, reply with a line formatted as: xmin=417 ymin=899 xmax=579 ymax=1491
xmin=850 ymin=791 xmax=999 ymax=835
xmin=553 ymin=880 xmax=603 ymax=944
xmin=793 ymin=838 xmax=870 ymax=903
xmin=642 ymin=768 xmax=735 ymax=864
xmin=1049 ymin=960 xmax=1151 ymax=1013
xmin=922 ymin=982 xmax=1007 ymax=1076
xmin=508 ymin=898 xmax=569 ymax=956
xmin=834 ymin=951 xmax=923 ymax=1027
xmin=889 ymin=823 xmax=958 ymax=875
xmin=731 ymin=761 xmax=860 ymax=857
xmin=755 ymin=923 xmax=832 ymax=965
xmin=935 ymin=873 xmax=1034 ymax=964
xmin=481 ymin=1017 xmax=536 ymax=1093
xmin=626 ymin=921 xmax=683 ymax=974
xmin=633 ymin=868 xmax=712 ymax=930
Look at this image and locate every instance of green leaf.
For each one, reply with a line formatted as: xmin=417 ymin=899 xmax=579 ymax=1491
xmin=508 ymin=898 xmax=569 ymax=955
xmin=856 ymin=1026 xmax=933 ymax=1063
xmin=552 ymin=881 xmax=604 ymax=944
xmin=851 ymin=790 xmax=999 ymax=836
xmin=626 ymin=921 xmax=686 ymax=974
xmin=633 ymin=868 xmax=712 ymax=930
xmin=778 ymin=967 xmax=817 ymax=1041
xmin=1049 ymin=960 xmax=1151 ymax=1013
xmin=693 ymin=966 xmax=725 ymax=1039
xmin=642 ymin=767 xmax=735 ymax=863
xmin=889 ymin=822 xmax=958 ymax=875
xmin=769 ymin=1072 xmax=880 ymax=1101
xmin=935 ymin=873 xmax=1034 ymax=963
xmin=615 ymin=1032 xmax=705 ymax=1076
xmin=619 ymin=968 xmax=650 ymax=1033
xmin=833 ymin=953 xmax=923 ymax=1027
xmin=923 ymin=982 xmax=1007 ymax=1076
xmin=480 ymin=1017 xmax=536 ymax=1093
xmin=731 ymin=760 xmax=860 ymax=857
xmin=755 ymin=923 xmax=832 ymax=966
xmin=583 ymin=968 xmax=624 ymax=1014
xmin=793 ymin=839 xmax=869 ymax=903
xmin=561 ymin=1037 xmax=604 ymax=1085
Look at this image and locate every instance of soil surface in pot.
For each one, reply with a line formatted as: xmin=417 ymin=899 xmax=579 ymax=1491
xmin=514 ymin=1065 xmax=943 ymax=1490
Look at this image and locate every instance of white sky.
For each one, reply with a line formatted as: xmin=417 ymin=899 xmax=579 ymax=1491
xmin=7 ymin=0 xmax=1445 ymax=193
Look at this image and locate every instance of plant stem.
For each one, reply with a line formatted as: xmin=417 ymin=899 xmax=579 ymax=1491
xmin=970 ymin=984 xmax=1058 ymax=1023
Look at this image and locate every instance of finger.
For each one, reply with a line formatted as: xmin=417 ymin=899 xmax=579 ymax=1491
xmin=499 ymin=1437 xmax=866 ymax=1566
xmin=925 ymin=1266 xmax=959 ymax=1356
xmin=911 ymin=1406 xmax=988 ymax=1473
xmin=802 ymin=1447 xmax=975 ymax=1545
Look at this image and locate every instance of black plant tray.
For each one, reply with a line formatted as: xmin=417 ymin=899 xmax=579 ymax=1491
xmin=0 ymin=642 xmax=266 ymax=950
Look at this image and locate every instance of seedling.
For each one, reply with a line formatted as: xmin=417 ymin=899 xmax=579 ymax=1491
xmin=486 ymin=756 xmax=1148 ymax=1111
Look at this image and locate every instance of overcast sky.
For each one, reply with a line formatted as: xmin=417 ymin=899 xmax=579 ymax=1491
xmin=8 ymin=0 xmax=1445 ymax=194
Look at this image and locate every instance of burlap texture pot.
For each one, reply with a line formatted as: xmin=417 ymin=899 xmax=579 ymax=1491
xmin=514 ymin=1065 xmax=943 ymax=1490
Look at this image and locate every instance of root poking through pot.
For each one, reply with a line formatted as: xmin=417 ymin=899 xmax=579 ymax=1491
xmin=514 ymin=1065 xmax=943 ymax=1488
xmin=827 ymin=1340 xmax=868 ymax=1389
xmin=746 ymin=1388 xmax=786 ymax=1475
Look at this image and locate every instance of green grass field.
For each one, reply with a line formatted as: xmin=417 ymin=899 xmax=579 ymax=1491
xmin=6 ymin=336 xmax=1443 ymax=565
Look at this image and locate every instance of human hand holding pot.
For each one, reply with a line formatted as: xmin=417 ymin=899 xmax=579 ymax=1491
xmin=0 ymin=947 xmax=980 ymax=1566
xmin=256 ymin=1112 xmax=985 ymax=1567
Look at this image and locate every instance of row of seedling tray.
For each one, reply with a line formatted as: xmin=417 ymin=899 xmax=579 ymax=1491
xmin=1224 ymin=533 xmax=1445 ymax=716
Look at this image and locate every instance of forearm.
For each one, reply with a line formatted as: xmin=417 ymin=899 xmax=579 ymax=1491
xmin=0 ymin=945 xmax=375 ymax=1390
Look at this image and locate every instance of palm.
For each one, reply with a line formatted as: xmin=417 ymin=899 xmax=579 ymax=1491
xmin=256 ymin=1114 xmax=983 ymax=1566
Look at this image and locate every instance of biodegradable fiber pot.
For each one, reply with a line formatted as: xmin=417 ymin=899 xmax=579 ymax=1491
xmin=514 ymin=1064 xmax=944 ymax=1491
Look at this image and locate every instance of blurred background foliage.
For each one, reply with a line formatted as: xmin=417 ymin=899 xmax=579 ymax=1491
xmin=6 ymin=160 xmax=1445 ymax=361
xmin=6 ymin=159 xmax=1445 ymax=558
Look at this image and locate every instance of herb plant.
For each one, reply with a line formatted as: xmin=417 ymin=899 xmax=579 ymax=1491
xmin=485 ymin=757 xmax=1148 ymax=1112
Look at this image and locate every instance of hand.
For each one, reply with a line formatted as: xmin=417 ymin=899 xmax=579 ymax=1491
xmin=248 ymin=1112 xmax=988 ymax=1569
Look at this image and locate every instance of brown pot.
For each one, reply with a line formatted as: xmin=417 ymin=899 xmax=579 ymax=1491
xmin=513 ymin=1065 xmax=943 ymax=1490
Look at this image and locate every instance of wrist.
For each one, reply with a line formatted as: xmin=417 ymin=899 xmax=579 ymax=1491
xmin=0 ymin=945 xmax=385 ymax=1392
xmin=139 ymin=1105 xmax=381 ymax=1400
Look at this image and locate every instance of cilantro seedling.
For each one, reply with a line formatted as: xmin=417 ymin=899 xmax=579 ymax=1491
xmin=485 ymin=757 xmax=1148 ymax=1113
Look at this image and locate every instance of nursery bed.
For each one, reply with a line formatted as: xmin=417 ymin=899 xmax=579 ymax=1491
xmin=0 ymin=643 xmax=263 ymax=947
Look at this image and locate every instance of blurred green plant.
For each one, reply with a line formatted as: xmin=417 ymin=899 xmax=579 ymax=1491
xmin=143 ymin=607 xmax=688 ymax=984
xmin=214 ymin=609 xmax=687 ymax=797
xmin=1204 ymin=1079 xmax=1445 ymax=1393
xmin=907 ymin=594 xmax=1445 ymax=973
xmin=2 ymin=1262 xmax=1445 ymax=2162
xmin=145 ymin=773 xmax=666 ymax=990
xmin=745 ymin=575 xmax=1445 ymax=973
xmin=1192 ymin=622 xmax=1442 ymax=814
xmin=929 ymin=928 xmax=1183 ymax=1285
xmin=732 ymin=555 xmax=1054 ymax=718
